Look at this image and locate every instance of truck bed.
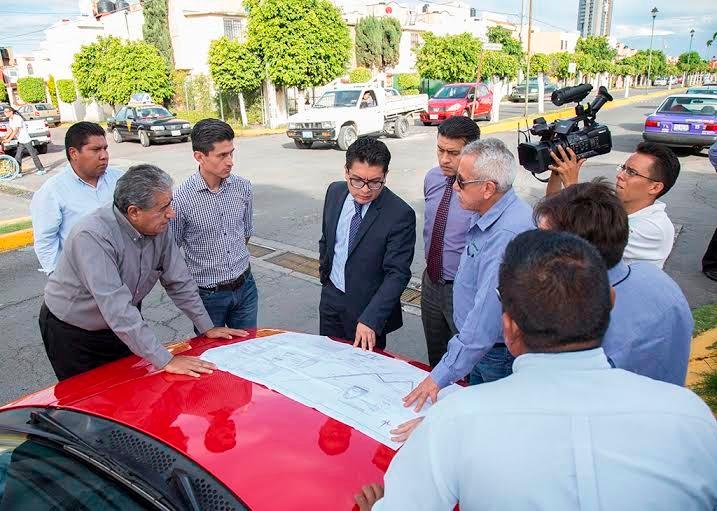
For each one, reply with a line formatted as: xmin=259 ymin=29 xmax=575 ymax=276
xmin=384 ymin=94 xmax=428 ymax=118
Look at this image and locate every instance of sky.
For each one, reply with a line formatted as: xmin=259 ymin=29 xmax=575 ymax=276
xmin=1 ymin=0 xmax=715 ymax=59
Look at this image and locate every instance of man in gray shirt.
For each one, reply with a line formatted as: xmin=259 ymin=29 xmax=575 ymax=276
xmin=40 ymin=164 xmax=245 ymax=381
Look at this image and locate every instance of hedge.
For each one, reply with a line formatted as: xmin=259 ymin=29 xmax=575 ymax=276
xmin=57 ymin=79 xmax=77 ymax=103
xmin=349 ymin=67 xmax=372 ymax=83
xmin=17 ymin=77 xmax=46 ymax=103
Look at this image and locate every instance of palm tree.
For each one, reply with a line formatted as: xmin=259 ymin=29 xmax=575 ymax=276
xmin=707 ymin=31 xmax=717 ymax=48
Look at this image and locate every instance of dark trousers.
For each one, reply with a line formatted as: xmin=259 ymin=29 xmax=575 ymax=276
xmin=319 ymin=281 xmax=386 ymax=349
xmin=14 ymin=142 xmax=44 ymax=172
xmin=420 ymin=270 xmax=457 ymax=367
xmin=39 ymin=303 xmax=131 ymax=381
xmin=469 ymin=344 xmax=515 ymax=385
xmin=702 ymin=227 xmax=717 ymax=280
xmin=195 ymin=270 xmax=259 ymax=333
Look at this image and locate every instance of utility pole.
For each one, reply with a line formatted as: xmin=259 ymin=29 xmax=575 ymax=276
xmin=646 ymin=7 xmax=658 ymax=89
xmin=687 ymin=28 xmax=695 ymax=85
xmin=523 ymin=0 xmax=533 ymax=117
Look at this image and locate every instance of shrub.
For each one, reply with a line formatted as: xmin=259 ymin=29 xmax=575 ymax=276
xmin=349 ymin=67 xmax=372 ymax=83
xmin=57 ymin=79 xmax=77 ymax=103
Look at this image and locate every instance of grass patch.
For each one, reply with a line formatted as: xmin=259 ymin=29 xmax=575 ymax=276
xmin=0 ymin=219 xmax=32 ymax=235
xmin=693 ymin=303 xmax=717 ymax=338
xmin=693 ymin=369 xmax=717 ymax=412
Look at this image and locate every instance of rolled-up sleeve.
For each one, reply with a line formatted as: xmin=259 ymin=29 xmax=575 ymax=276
xmin=158 ymin=233 xmax=214 ymax=334
xmin=430 ymin=231 xmax=510 ymax=388
xmin=30 ymin=187 xmax=62 ymax=274
xmin=68 ymin=231 xmax=173 ymax=369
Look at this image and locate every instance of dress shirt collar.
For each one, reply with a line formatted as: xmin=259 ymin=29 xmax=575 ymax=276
xmin=190 ymin=169 xmax=231 ymax=193
xmin=607 ymin=260 xmax=631 ymax=286
xmin=470 ymin=187 xmax=517 ymax=231
xmin=112 ymin=205 xmax=144 ymax=242
xmin=513 ymin=347 xmax=611 ymax=374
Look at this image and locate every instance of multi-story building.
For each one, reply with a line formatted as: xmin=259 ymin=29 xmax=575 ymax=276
xmin=577 ymin=0 xmax=613 ymax=37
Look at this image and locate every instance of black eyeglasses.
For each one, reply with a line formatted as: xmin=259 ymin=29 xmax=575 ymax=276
xmin=456 ymin=173 xmax=492 ymax=190
xmin=616 ymin=164 xmax=659 ymax=182
xmin=348 ymin=176 xmax=385 ymax=191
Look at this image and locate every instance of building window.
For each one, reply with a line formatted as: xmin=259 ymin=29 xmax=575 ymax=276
xmin=26 ymin=64 xmax=33 ymax=76
xmin=223 ymin=17 xmax=246 ymax=42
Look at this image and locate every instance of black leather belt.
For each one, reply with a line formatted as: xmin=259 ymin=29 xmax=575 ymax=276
xmin=199 ymin=269 xmax=249 ymax=292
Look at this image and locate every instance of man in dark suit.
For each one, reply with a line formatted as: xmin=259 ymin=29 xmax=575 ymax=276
xmin=319 ymin=137 xmax=416 ymax=351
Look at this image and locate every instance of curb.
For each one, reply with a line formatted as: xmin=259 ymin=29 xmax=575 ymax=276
xmin=686 ymin=326 xmax=717 ymax=387
xmin=0 ymin=216 xmax=31 ymax=228
xmin=0 ymin=227 xmax=33 ymax=253
xmin=480 ymin=87 xmax=685 ymax=136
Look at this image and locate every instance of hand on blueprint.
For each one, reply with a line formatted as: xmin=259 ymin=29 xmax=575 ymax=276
xmin=203 ymin=327 xmax=249 ymax=339
xmin=390 ymin=416 xmax=424 ymax=443
xmin=355 ymin=483 xmax=384 ymax=510
xmin=353 ymin=322 xmax=377 ymax=351
xmin=163 ymin=355 xmax=217 ymax=378
xmin=403 ymin=375 xmax=439 ymax=412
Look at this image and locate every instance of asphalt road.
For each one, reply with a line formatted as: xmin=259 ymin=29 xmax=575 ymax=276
xmin=0 ymin=88 xmax=714 ymax=404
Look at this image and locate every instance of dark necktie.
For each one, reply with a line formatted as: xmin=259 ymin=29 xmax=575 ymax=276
xmin=348 ymin=200 xmax=363 ymax=248
xmin=426 ymin=176 xmax=456 ymax=282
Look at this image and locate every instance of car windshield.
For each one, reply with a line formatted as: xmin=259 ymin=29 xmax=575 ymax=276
xmin=314 ymin=90 xmax=362 ymax=108
xmin=35 ymin=104 xmax=53 ymax=111
xmin=687 ymin=88 xmax=717 ymax=95
xmin=136 ymin=106 xmax=172 ymax=119
xmin=0 ymin=432 xmax=154 ymax=509
xmin=658 ymin=96 xmax=717 ymax=115
xmin=433 ymin=86 xmax=471 ymax=99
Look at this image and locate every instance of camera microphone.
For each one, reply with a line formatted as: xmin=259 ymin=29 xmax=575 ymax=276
xmin=551 ymin=84 xmax=593 ymax=106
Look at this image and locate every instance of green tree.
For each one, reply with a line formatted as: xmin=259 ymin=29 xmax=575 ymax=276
xmin=678 ymin=51 xmax=702 ymax=71
xmin=487 ymin=26 xmax=522 ymax=58
xmin=57 ymin=79 xmax=77 ymax=103
xmin=72 ymin=36 xmax=172 ymax=107
xmin=17 ymin=77 xmax=46 ymax=103
xmin=245 ymin=0 xmax=351 ymax=89
xmin=0 ymin=85 xmax=8 ymax=102
xmin=574 ymin=52 xmax=597 ymax=75
xmin=549 ymin=52 xmax=573 ymax=80
xmin=208 ymin=37 xmax=263 ymax=93
xmin=708 ymin=31 xmax=717 ymax=48
xmin=623 ymin=50 xmax=667 ymax=77
xmin=349 ymin=67 xmax=372 ymax=83
xmin=529 ymin=53 xmax=551 ymax=74
xmin=482 ymin=51 xmax=519 ymax=79
xmin=141 ymin=0 xmax=174 ymax=68
xmin=47 ymin=75 xmax=58 ymax=107
xmin=575 ymin=36 xmax=616 ymax=62
xmin=355 ymin=16 xmax=402 ymax=71
xmin=394 ymin=73 xmax=420 ymax=93
xmin=415 ymin=32 xmax=483 ymax=82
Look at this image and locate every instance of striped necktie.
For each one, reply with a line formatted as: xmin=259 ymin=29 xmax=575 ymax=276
xmin=348 ymin=200 xmax=363 ymax=248
xmin=426 ymin=176 xmax=456 ymax=282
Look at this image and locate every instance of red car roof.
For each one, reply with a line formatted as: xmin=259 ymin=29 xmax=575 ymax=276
xmin=2 ymin=329 xmax=404 ymax=510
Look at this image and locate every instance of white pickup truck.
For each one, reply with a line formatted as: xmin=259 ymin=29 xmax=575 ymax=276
xmin=0 ymin=108 xmax=51 ymax=155
xmin=286 ymin=85 xmax=428 ymax=150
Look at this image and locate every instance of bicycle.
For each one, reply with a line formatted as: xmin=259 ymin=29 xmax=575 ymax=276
xmin=0 ymin=153 xmax=20 ymax=181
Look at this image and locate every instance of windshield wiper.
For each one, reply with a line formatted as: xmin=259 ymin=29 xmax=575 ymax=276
xmin=171 ymin=468 xmax=201 ymax=511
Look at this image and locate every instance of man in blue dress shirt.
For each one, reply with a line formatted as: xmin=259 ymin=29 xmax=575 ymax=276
xmin=356 ymin=231 xmax=717 ymax=511
xmin=534 ymin=179 xmax=693 ymax=385
xmin=404 ymin=138 xmax=534 ymax=413
xmin=30 ymin=122 xmax=122 ymax=274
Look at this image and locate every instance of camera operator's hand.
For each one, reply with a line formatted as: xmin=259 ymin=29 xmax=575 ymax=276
xmin=546 ymin=146 xmax=586 ymax=195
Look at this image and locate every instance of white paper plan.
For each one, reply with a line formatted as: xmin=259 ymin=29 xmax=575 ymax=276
xmin=200 ymin=332 xmax=461 ymax=449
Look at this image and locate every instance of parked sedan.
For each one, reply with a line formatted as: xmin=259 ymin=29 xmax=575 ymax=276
xmin=419 ymin=82 xmax=493 ymax=125
xmin=687 ymin=87 xmax=717 ymax=95
xmin=508 ymin=78 xmax=558 ymax=102
xmin=107 ymin=104 xmax=192 ymax=147
xmin=0 ymin=329 xmax=408 ymax=510
xmin=17 ymin=102 xmax=60 ymax=127
xmin=642 ymin=94 xmax=717 ymax=152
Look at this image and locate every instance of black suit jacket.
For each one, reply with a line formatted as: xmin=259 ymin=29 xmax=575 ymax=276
xmin=319 ymin=181 xmax=416 ymax=335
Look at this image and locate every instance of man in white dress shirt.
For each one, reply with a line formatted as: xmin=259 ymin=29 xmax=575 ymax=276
xmin=356 ymin=229 xmax=717 ymax=511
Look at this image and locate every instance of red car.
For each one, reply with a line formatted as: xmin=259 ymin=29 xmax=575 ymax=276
xmin=0 ymin=329 xmax=417 ymax=510
xmin=420 ymin=83 xmax=493 ymax=125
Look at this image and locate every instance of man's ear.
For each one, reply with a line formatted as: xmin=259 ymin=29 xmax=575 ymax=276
xmin=503 ymin=312 xmax=526 ymax=358
xmin=609 ymin=286 xmax=616 ymax=311
xmin=126 ymin=204 xmax=140 ymax=220
xmin=648 ymin=180 xmax=664 ymax=198
xmin=67 ymin=146 xmax=79 ymax=162
xmin=193 ymin=150 xmax=204 ymax=165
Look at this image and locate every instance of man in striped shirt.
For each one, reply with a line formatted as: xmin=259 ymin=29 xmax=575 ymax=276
xmin=170 ymin=119 xmax=258 ymax=330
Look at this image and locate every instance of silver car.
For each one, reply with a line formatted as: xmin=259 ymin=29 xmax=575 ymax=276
xmin=17 ymin=103 xmax=60 ymax=127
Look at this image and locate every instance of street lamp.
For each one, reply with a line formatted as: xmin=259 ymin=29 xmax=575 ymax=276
xmin=647 ymin=7 xmax=658 ymax=89
xmin=687 ymin=28 xmax=695 ymax=85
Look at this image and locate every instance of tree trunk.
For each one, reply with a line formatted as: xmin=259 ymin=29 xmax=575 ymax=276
xmin=537 ymin=72 xmax=545 ymax=114
xmin=624 ymin=75 xmax=631 ymax=98
xmin=296 ymin=88 xmax=306 ymax=114
xmin=238 ymin=92 xmax=248 ymax=126
xmin=490 ymin=76 xmax=502 ymax=122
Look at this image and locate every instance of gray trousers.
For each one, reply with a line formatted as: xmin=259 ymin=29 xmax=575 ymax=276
xmin=14 ymin=142 xmax=44 ymax=173
xmin=420 ymin=269 xmax=457 ymax=367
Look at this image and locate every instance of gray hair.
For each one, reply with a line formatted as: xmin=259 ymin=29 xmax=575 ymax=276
xmin=461 ymin=138 xmax=517 ymax=193
xmin=114 ymin=164 xmax=173 ymax=213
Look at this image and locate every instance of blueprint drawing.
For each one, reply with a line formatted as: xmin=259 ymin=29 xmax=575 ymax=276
xmin=201 ymin=332 xmax=460 ymax=449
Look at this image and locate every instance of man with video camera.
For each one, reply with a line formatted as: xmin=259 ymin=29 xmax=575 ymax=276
xmin=545 ymin=141 xmax=680 ymax=269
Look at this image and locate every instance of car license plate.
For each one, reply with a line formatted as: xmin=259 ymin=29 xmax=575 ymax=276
xmin=47 ymin=117 xmax=54 ymax=121
xmin=170 ymin=130 xmax=180 ymax=136
xmin=673 ymin=124 xmax=689 ymax=132
xmin=302 ymin=131 xmax=313 ymax=138
xmin=429 ymin=114 xmax=438 ymax=119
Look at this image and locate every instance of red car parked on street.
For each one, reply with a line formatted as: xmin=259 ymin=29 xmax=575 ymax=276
xmin=0 ymin=329 xmax=424 ymax=510
xmin=420 ymin=82 xmax=493 ymax=125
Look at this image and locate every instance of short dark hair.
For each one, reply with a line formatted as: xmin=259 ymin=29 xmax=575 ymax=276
xmin=635 ymin=141 xmax=680 ymax=198
xmin=534 ymin=179 xmax=628 ymax=269
xmin=437 ymin=116 xmax=480 ymax=144
xmin=345 ymin=137 xmax=391 ymax=174
xmin=191 ymin=118 xmax=235 ymax=155
xmin=499 ymin=230 xmax=611 ymax=352
xmin=64 ymin=122 xmax=105 ymax=160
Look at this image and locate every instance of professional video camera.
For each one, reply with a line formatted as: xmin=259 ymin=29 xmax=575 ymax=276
xmin=518 ymin=84 xmax=614 ymax=176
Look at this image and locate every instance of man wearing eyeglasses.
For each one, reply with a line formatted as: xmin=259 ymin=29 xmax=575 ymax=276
xmin=546 ymin=142 xmax=680 ymax=269
xmin=319 ymin=137 xmax=416 ymax=351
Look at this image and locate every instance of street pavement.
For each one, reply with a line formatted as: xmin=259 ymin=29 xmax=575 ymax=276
xmin=0 ymin=88 xmax=714 ymax=404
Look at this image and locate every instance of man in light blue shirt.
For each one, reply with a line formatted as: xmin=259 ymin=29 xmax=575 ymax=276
xmin=534 ymin=179 xmax=693 ymax=385
xmin=30 ymin=122 xmax=122 ymax=274
xmin=356 ymin=231 xmax=717 ymax=511
xmin=404 ymin=138 xmax=534 ymax=413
